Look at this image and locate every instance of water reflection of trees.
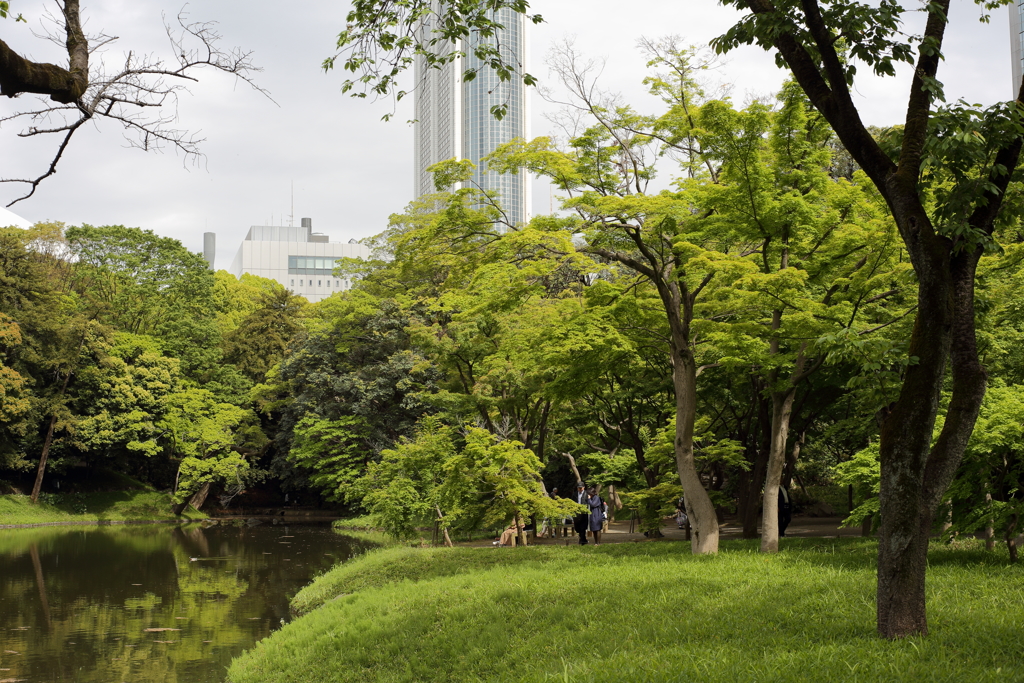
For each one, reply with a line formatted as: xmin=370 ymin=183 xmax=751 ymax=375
xmin=0 ymin=524 xmax=371 ymax=683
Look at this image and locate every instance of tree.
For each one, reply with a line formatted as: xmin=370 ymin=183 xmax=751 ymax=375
xmin=0 ymin=311 xmax=31 ymax=468
xmin=357 ymin=419 xmax=581 ymax=544
xmin=223 ymin=286 xmax=306 ymax=384
xmin=695 ymin=81 xmax=913 ymax=551
xmin=275 ymin=293 xmax=439 ymax=499
xmin=0 ymin=1 xmax=267 ymax=205
xmin=947 ymin=385 xmax=1024 ymax=562
xmin=709 ymin=0 xmax=1024 ymax=637
xmin=336 ymin=0 xmax=1024 ymax=639
xmin=64 ymin=224 xmax=250 ymax=402
xmin=160 ymin=387 xmax=265 ymax=514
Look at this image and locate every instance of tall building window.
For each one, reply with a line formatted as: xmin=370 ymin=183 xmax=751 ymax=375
xmin=299 ymin=279 xmax=303 ymax=286
xmin=318 ymin=280 xmax=322 ymax=286
xmin=290 ymin=279 xmax=294 ymax=286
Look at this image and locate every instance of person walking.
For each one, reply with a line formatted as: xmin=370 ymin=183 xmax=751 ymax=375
xmin=572 ymin=482 xmax=589 ymax=545
xmin=587 ymin=486 xmax=604 ymax=545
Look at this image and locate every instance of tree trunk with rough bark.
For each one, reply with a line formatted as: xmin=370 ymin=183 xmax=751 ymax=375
xmin=29 ymin=414 xmax=58 ymax=504
xmin=669 ymin=329 xmax=719 ymax=554
xmin=0 ymin=0 xmax=88 ymax=102
xmin=761 ymin=387 xmax=797 ymax=553
xmin=189 ymin=482 xmax=212 ymax=512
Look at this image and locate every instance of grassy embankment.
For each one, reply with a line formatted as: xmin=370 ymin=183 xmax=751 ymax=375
xmin=0 ymin=491 xmax=203 ymax=526
xmin=228 ymin=538 xmax=1024 ymax=683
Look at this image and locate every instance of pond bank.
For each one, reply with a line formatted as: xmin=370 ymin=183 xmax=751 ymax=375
xmin=0 ymin=492 xmax=347 ymax=528
xmin=227 ymin=539 xmax=1024 ymax=683
xmin=0 ymin=491 xmax=205 ymax=527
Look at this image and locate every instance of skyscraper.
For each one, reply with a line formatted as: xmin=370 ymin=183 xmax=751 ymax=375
xmin=413 ymin=5 xmax=530 ymax=227
xmin=1012 ymin=0 xmax=1023 ymax=94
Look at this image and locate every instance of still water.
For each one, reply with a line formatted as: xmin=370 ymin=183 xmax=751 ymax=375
xmin=0 ymin=522 xmax=374 ymax=683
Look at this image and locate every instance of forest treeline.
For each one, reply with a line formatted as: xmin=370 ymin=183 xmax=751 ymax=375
xmin=2 ymin=48 xmax=1023 ymax=561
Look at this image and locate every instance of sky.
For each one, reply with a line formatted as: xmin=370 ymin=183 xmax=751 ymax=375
xmin=0 ymin=0 xmax=1014 ymax=270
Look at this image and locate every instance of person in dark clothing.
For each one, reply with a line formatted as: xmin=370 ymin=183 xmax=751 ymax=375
xmin=778 ymin=484 xmax=792 ymax=537
xmin=587 ymin=486 xmax=604 ymax=545
xmin=572 ymin=481 xmax=589 ymax=545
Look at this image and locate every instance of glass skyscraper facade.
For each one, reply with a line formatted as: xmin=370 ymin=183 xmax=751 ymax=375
xmin=413 ymin=4 xmax=529 ymax=227
xmin=1012 ymin=0 xmax=1024 ymax=95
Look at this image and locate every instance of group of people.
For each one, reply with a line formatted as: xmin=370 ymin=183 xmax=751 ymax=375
xmin=539 ymin=481 xmax=607 ymax=545
xmin=493 ymin=481 xmax=607 ymax=547
xmin=558 ymin=481 xmax=606 ymax=545
xmin=493 ymin=482 xmax=793 ymax=547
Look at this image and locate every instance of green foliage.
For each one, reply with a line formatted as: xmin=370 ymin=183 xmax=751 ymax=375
xmin=947 ymin=385 xmax=1024 ymax=545
xmin=0 ymin=312 xmax=31 ymax=467
xmin=289 ymin=415 xmax=373 ymax=503
xmin=834 ymin=444 xmax=880 ymax=528
xmin=356 ymin=420 xmax=583 ymax=540
xmin=223 ymin=286 xmax=306 ymax=383
xmin=0 ymin=0 xmax=24 ymax=21
xmin=159 ymin=388 xmax=266 ymax=503
xmin=276 ymin=294 xmax=438 ymax=495
xmin=327 ymin=0 xmax=541 ymax=119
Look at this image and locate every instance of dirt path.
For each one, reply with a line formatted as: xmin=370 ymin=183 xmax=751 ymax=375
xmin=459 ymin=515 xmax=863 ymax=548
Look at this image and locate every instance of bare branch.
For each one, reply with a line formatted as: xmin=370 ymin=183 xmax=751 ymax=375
xmin=2 ymin=6 xmax=272 ymax=206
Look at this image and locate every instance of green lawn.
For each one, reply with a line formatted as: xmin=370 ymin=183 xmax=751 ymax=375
xmin=227 ymin=539 xmax=1024 ymax=683
xmin=0 ymin=491 xmax=203 ymax=525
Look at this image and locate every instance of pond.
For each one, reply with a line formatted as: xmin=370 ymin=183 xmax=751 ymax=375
xmin=0 ymin=521 xmax=375 ymax=682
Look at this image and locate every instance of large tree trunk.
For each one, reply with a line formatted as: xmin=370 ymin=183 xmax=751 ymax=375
xmin=189 ymin=482 xmax=212 ymax=511
xmin=876 ymin=239 xmax=987 ymax=638
xmin=736 ymin=387 xmax=769 ymax=538
xmin=670 ymin=334 xmax=719 ymax=554
xmin=29 ymin=414 xmax=59 ymax=504
xmin=761 ymin=387 xmax=797 ymax=552
xmin=739 ymin=438 xmax=769 ymax=538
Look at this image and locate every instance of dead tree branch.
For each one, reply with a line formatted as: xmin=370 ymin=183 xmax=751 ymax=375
xmin=1 ymin=5 xmax=272 ymax=206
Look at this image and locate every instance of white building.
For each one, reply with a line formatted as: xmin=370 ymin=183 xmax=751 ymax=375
xmin=229 ymin=218 xmax=371 ymax=303
xmin=0 ymin=207 xmax=33 ymax=229
xmin=413 ymin=4 xmax=530 ymax=226
xmin=1013 ymin=1 xmax=1023 ymax=95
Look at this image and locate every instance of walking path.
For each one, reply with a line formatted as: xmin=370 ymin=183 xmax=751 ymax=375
xmin=462 ymin=515 xmax=863 ymax=547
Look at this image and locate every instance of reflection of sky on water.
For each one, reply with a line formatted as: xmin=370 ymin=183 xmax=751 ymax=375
xmin=0 ymin=523 xmax=371 ymax=682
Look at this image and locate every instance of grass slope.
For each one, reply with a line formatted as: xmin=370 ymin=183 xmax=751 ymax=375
xmin=228 ymin=539 xmax=1024 ymax=683
xmin=0 ymin=491 xmax=202 ymax=526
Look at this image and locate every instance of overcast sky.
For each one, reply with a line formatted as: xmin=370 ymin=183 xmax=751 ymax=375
xmin=0 ymin=0 xmax=1013 ymax=269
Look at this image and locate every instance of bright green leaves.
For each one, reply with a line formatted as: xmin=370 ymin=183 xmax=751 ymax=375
xmin=0 ymin=1 xmax=25 ymax=21
xmin=328 ymin=0 xmax=540 ymax=118
xmin=427 ymin=158 xmax=476 ymax=191
xmin=0 ymin=312 xmax=31 ymax=466
xmin=289 ymin=415 xmax=371 ymax=504
xmin=357 ymin=420 xmax=580 ymax=539
xmin=917 ymin=99 xmax=1024 ymax=248
xmin=159 ymin=387 xmax=264 ymax=503
xmin=945 ymin=385 xmax=1024 ymax=547
xmin=71 ymin=333 xmax=186 ymax=461
xmin=834 ymin=442 xmax=881 ymax=528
